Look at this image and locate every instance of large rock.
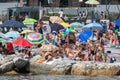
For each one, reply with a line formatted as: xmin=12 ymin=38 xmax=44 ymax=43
xmin=50 ymin=63 xmax=73 ymax=75
xmin=13 ymin=57 xmax=29 ymax=69
xmin=71 ymin=61 xmax=120 ymax=76
xmin=30 ymin=58 xmax=77 ymax=74
xmin=0 ymin=57 xmax=29 ymax=74
xmin=30 ymin=59 xmax=120 ymax=76
xmin=30 ymin=63 xmax=54 ymax=74
xmin=0 ymin=55 xmax=14 ymax=65
xmin=13 ymin=57 xmax=30 ymax=73
xmin=0 ymin=61 xmax=15 ymax=73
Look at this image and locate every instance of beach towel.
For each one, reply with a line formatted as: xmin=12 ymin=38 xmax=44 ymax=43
xmin=42 ymin=59 xmax=55 ymax=65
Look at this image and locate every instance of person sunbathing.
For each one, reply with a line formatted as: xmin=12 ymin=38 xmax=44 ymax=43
xmin=35 ymin=51 xmax=53 ymax=64
xmin=74 ymin=51 xmax=86 ymax=61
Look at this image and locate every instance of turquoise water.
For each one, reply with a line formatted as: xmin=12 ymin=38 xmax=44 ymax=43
xmin=0 ymin=75 xmax=119 ymax=80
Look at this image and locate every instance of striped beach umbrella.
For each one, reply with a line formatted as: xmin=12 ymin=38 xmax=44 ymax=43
xmin=60 ymin=22 xmax=70 ymax=28
xmin=20 ymin=29 xmax=35 ymax=34
xmin=59 ymin=28 xmax=76 ymax=35
xmin=25 ymin=33 xmax=46 ymax=44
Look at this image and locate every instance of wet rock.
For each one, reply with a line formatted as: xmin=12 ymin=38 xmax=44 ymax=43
xmin=71 ymin=62 xmax=120 ymax=76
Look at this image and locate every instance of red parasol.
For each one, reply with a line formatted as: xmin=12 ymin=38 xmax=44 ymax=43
xmin=12 ymin=38 xmax=32 ymax=47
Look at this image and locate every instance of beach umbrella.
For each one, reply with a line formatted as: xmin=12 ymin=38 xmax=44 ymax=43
xmin=70 ymin=22 xmax=84 ymax=28
xmin=115 ymin=29 xmax=119 ymax=33
xmin=20 ymin=29 xmax=35 ymax=34
xmin=60 ymin=22 xmax=70 ymax=28
xmin=79 ymin=30 xmax=92 ymax=43
xmin=49 ymin=16 xmax=64 ymax=23
xmin=50 ymin=23 xmax=64 ymax=32
xmin=85 ymin=0 xmax=99 ymax=5
xmin=40 ymin=44 xmax=58 ymax=52
xmin=59 ymin=28 xmax=76 ymax=35
xmin=0 ymin=32 xmax=8 ymax=38
xmin=1 ymin=20 xmax=27 ymax=28
xmin=0 ymin=37 xmax=13 ymax=43
xmin=85 ymin=0 xmax=100 ymax=22
xmin=25 ymin=33 xmax=46 ymax=44
xmin=5 ymin=31 xmax=20 ymax=39
xmin=116 ymin=18 xmax=120 ymax=27
xmin=12 ymin=38 xmax=32 ymax=47
xmin=82 ymin=22 xmax=103 ymax=30
xmin=23 ymin=18 xmax=38 ymax=23
xmin=0 ymin=32 xmax=13 ymax=43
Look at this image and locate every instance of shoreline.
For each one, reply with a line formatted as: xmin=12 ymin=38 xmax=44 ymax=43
xmin=0 ymin=43 xmax=120 ymax=76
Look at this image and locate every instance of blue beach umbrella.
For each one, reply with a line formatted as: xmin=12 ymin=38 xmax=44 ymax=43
xmin=79 ymin=30 xmax=92 ymax=43
xmin=116 ymin=18 xmax=120 ymax=27
xmin=70 ymin=22 xmax=84 ymax=28
xmin=1 ymin=20 xmax=27 ymax=28
xmin=82 ymin=22 xmax=103 ymax=30
xmin=0 ymin=37 xmax=13 ymax=43
xmin=5 ymin=31 xmax=20 ymax=39
xmin=0 ymin=32 xmax=13 ymax=42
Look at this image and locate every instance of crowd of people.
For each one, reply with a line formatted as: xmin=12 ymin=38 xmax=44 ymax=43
xmin=0 ymin=17 xmax=120 ymax=64
xmin=33 ymin=19 xmax=120 ymax=63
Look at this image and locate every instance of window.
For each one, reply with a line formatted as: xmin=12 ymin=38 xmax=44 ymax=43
xmin=60 ymin=0 xmax=69 ymax=7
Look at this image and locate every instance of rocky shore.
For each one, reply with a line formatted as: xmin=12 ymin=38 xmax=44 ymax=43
xmin=0 ymin=47 xmax=120 ymax=76
xmin=30 ymin=57 xmax=120 ymax=76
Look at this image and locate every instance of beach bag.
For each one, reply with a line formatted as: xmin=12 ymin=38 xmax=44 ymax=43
xmin=106 ymin=51 xmax=111 ymax=54
xmin=110 ymin=57 xmax=116 ymax=63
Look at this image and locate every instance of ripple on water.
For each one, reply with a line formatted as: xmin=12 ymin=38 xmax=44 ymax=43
xmin=0 ymin=75 xmax=119 ymax=80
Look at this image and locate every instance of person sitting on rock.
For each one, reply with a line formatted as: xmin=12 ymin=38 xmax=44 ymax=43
xmin=35 ymin=51 xmax=53 ymax=64
xmin=44 ymin=51 xmax=53 ymax=62
xmin=95 ymin=44 xmax=106 ymax=62
xmin=22 ymin=49 xmax=31 ymax=60
xmin=74 ymin=51 xmax=86 ymax=61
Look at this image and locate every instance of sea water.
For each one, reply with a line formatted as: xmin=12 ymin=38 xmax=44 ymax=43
xmin=0 ymin=74 xmax=119 ymax=80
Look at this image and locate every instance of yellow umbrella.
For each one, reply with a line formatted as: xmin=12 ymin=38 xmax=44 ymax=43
xmin=60 ymin=22 xmax=70 ymax=28
xmin=21 ymin=30 xmax=35 ymax=34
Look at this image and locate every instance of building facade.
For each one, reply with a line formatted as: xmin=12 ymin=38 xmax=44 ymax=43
xmin=27 ymin=0 xmax=120 ymax=7
xmin=0 ymin=0 xmax=120 ymax=7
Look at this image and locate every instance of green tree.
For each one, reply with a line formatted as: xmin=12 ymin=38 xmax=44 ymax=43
xmin=105 ymin=0 xmax=120 ymax=21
